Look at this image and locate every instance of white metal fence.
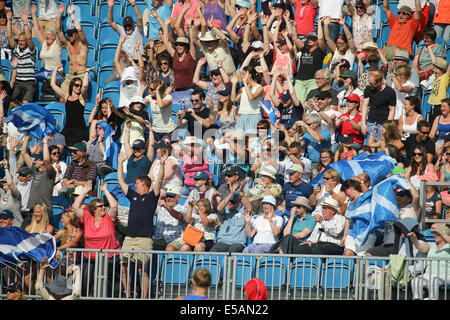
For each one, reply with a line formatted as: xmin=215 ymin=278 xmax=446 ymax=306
xmin=1 ymin=249 xmax=448 ymax=300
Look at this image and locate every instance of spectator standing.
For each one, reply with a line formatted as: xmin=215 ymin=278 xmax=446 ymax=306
xmin=404 ymin=120 xmax=435 ymax=165
xmin=147 ymin=0 xmax=173 ymax=41
xmin=345 ymin=0 xmax=373 ymax=51
xmin=0 ymin=159 xmax=22 ymax=227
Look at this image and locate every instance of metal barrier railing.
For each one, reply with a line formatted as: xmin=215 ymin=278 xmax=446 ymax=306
xmin=419 ymin=180 xmax=450 ymax=229
xmin=1 ymin=249 xmax=448 ymax=300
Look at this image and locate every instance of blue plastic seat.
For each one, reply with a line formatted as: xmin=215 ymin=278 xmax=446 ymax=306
xmin=320 ymin=257 xmax=355 ymax=291
xmin=80 ymin=15 xmax=99 ymax=40
xmin=97 ymin=67 xmax=114 ymax=87
xmin=160 ymin=253 xmax=193 ymax=286
xmin=256 ymin=256 xmax=289 ymax=289
xmin=123 ymin=0 xmax=147 ymax=17
xmin=73 ymin=0 xmax=95 ymax=16
xmin=98 ymin=1 xmax=123 ymax=24
xmin=98 ymin=24 xmax=120 ymax=46
xmin=46 ymin=102 xmax=66 ymax=131
xmin=289 ymin=257 xmax=322 ymax=290
xmin=193 ymin=254 xmax=224 ymax=287
xmin=233 ymin=255 xmax=256 ymax=288
xmin=103 ymin=91 xmax=120 ymax=107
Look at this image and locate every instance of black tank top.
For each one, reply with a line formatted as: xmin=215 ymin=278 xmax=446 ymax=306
xmin=65 ymin=98 xmax=86 ymax=129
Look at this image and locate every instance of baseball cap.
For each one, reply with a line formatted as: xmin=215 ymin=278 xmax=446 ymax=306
xmin=0 ymin=210 xmax=13 ymax=219
xmin=132 ymin=139 xmax=146 ymax=150
xmin=393 ymin=50 xmax=410 ymax=61
xmin=286 ymin=163 xmax=304 ymax=174
xmin=230 ymin=192 xmax=242 ymax=202
xmin=236 ymin=0 xmax=251 ymax=8
xmin=68 ymin=142 xmax=87 ymax=153
xmin=338 ymin=134 xmax=353 ymax=144
xmin=345 ymin=93 xmax=361 ymax=103
xmin=4 ymin=282 xmax=22 ymax=292
xmin=277 ymin=38 xmax=287 ymax=46
xmin=123 ymin=16 xmax=134 ymax=27
xmin=250 ymin=40 xmax=264 ymax=49
xmin=210 ymin=68 xmax=221 ymax=76
xmin=307 ymin=31 xmax=318 ymax=40
xmin=225 ymin=166 xmax=240 ymax=177
xmin=193 ymin=171 xmax=210 ymax=180
xmin=18 ymin=166 xmax=32 ymax=175
xmin=218 ymin=87 xmax=231 ymax=96
xmin=341 ymin=70 xmax=358 ymax=79
xmin=280 ymin=90 xmax=291 ymax=103
xmin=153 ymin=140 xmax=169 ymax=150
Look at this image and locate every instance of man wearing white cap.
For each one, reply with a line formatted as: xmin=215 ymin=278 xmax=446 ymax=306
xmin=282 ymin=163 xmax=314 ymax=212
xmin=294 ymin=197 xmax=345 ymax=255
xmin=243 ymin=195 xmax=283 ymax=254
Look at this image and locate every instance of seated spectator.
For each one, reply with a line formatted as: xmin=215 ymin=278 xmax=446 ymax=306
xmin=368 ymin=120 xmax=404 ymax=152
xmin=206 ymin=87 xmax=239 ymax=140
xmin=250 ymin=140 xmax=279 ymax=177
xmin=357 ymin=50 xmax=387 ymax=92
xmin=0 ymin=209 xmax=14 ymax=228
xmin=335 ymin=94 xmax=364 ymax=147
xmin=398 ymin=96 xmax=424 ymax=139
xmin=181 ymin=198 xmax=219 ymax=252
xmin=409 ymin=223 xmax=450 ymax=300
xmin=124 ymin=122 xmax=153 ymax=186
xmin=311 ymin=169 xmax=346 ymax=216
xmin=313 ymin=149 xmax=334 ymax=178
xmin=336 ymin=70 xmax=363 ymax=112
xmin=249 ymin=119 xmax=271 ymax=159
xmin=270 ymin=196 xmax=316 ymax=254
xmin=404 ymin=120 xmax=435 ymax=166
xmin=388 ymin=65 xmax=417 ymax=120
xmin=197 ymin=30 xmax=236 ymax=76
xmin=153 ymin=186 xmax=188 ymax=251
xmin=279 ymin=141 xmax=312 ymax=184
xmin=186 ymin=171 xmax=218 ymax=212
xmin=16 ymin=166 xmax=33 ymax=220
xmin=245 ymin=166 xmax=283 ymax=213
xmin=283 ymin=163 xmax=315 ymax=212
xmin=6 ymin=10 xmax=36 ymax=104
xmin=243 ymin=195 xmax=283 ymax=254
xmin=60 ymin=142 xmax=97 ymax=199
xmin=412 ymin=27 xmax=446 ymax=84
xmin=418 ymin=172 xmax=443 ymax=225
xmin=0 ymin=159 xmax=22 ymax=227
xmin=304 ymin=69 xmax=339 ymax=111
xmin=293 ymin=197 xmax=346 ymax=255
xmin=382 ymin=0 xmax=421 ymax=60
xmin=24 ymin=203 xmax=54 ymax=234
xmin=210 ymin=192 xmax=249 ymax=253
xmin=406 ymin=145 xmax=435 ymax=189
xmin=386 ymin=50 xmax=419 ymax=90
xmin=298 ymin=113 xmax=332 ymax=165
xmin=86 ymin=121 xmax=116 ymax=179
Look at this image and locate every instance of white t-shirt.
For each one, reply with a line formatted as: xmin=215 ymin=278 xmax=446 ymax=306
xmin=318 ymin=0 xmax=345 ymax=19
xmin=117 ymin=25 xmax=144 ymax=60
xmin=393 ymin=80 xmax=416 ymax=120
xmin=191 ymin=211 xmax=219 ymax=241
xmin=146 ymin=94 xmax=176 ymax=133
xmin=251 ymin=215 xmax=283 ymax=244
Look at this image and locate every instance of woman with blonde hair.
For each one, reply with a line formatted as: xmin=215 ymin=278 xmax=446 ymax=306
xmin=53 ymin=210 xmax=84 ymax=264
xmin=389 ymin=65 xmax=416 ymax=121
xmin=368 ymin=120 xmax=404 ymax=152
xmin=25 ymin=203 xmax=54 ymax=235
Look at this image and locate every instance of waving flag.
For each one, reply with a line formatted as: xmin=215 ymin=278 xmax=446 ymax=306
xmin=5 ymin=103 xmax=57 ymax=140
xmin=311 ymin=151 xmax=396 ymax=187
xmin=0 ymin=227 xmax=60 ymax=269
xmin=345 ymin=175 xmax=410 ymax=247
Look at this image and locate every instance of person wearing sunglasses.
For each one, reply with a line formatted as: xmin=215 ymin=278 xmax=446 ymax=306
xmin=177 ymin=90 xmax=211 ymax=137
xmin=304 ymin=69 xmax=339 ymax=111
xmin=4 ymin=282 xmax=25 ymax=300
xmin=345 ymin=0 xmax=373 ymax=52
xmin=406 ymin=145 xmax=435 ymax=189
xmin=381 ymin=0 xmax=421 ymax=61
xmin=403 ymin=120 xmax=436 ymax=166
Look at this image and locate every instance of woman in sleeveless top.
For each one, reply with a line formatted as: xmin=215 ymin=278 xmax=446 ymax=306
xmin=406 ymin=146 xmax=435 ymax=189
xmin=431 ymin=99 xmax=450 ymax=149
xmin=50 ymin=63 xmax=95 ymax=146
xmin=204 ymin=87 xmax=238 ymax=138
xmin=203 ymin=0 xmax=228 ymax=31
xmin=53 ymin=209 xmax=84 ymax=265
xmin=156 ymin=10 xmax=196 ymax=111
xmin=398 ymin=96 xmax=424 ymax=138
xmin=232 ymin=67 xmax=264 ymax=134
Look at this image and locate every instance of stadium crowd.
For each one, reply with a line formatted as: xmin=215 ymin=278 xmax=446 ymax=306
xmin=0 ymin=0 xmax=449 ymax=300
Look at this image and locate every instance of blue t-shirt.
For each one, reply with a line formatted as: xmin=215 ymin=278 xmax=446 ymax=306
xmin=125 ymin=155 xmax=152 ymax=185
xmin=147 ymin=2 xmax=172 ymax=40
xmin=301 ymin=129 xmax=331 ymax=164
xmin=282 ymin=181 xmax=314 ymax=212
xmin=216 ymin=206 xmax=246 ymax=245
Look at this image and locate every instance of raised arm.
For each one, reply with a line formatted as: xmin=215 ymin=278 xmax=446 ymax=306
xmin=114 ymin=36 xmax=127 ymax=78
xmin=192 ymin=57 xmax=208 ymax=90
xmin=6 ymin=9 xmax=15 ymax=49
xmin=383 ymin=0 xmax=391 ymax=20
xmin=72 ymin=181 xmax=93 ymax=221
xmin=31 ymin=5 xmax=44 ymax=44
xmin=20 ymin=135 xmax=34 ymax=170
xmin=101 ymin=183 xmax=118 ymax=222
xmin=323 ymin=17 xmax=337 ymax=53
xmin=117 ymin=152 xmax=129 ymax=195
xmin=107 ymin=0 xmax=120 ymax=32
xmin=67 ymin=4 xmax=88 ymax=46
xmin=129 ymin=0 xmax=144 ymax=31
xmin=50 ymin=64 xmax=69 ymax=100
xmin=56 ymin=4 xmax=68 ymax=46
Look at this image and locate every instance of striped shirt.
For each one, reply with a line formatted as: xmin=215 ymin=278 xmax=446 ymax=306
xmin=308 ymin=214 xmax=345 ymax=247
xmin=63 ymin=159 xmax=97 ymax=182
xmin=14 ymin=45 xmax=36 ymax=82
xmin=154 ymin=204 xmax=187 ymax=243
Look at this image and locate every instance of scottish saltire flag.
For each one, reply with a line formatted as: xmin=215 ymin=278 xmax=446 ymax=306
xmin=311 ymin=151 xmax=396 ymax=187
xmin=5 ymin=103 xmax=57 ymax=140
xmin=260 ymin=100 xmax=278 ymax=125
xmin=0 ymin=227 xmax=60 ymax=269
xmin=345 ymin=175 xmax=410 ymax=247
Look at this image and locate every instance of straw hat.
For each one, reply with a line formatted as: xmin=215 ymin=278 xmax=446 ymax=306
xmin=321 ymin=197 xmax=340 ymax=213
xmin=291 ymin=196 xmax=312 ymax=211
xmin=259 ymin=166 xmax=277 ymax=180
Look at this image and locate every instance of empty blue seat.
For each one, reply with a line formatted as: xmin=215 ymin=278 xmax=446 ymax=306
xmin=97 ymin=67 xmax=114 ymax=87
xmin=233 ymin=255 xmax=256 ymax=288
xmin=289 ymin=257 xmax=322 ymax=290
xmin=46 ymin=102 xmax=66 ymax=131
xmin=160 ymin=253 xmax=193 ymax=286
xmin=98 ymin=24 xmax=120 ymax=46
xmin=193 ymin=254 xmax=224 ymax=287
xmin=80 ymin=15 xmax=99 ymax=40
xmin=98 ymin=1 xmax=123 ymax=24
xmin=320 ymin=257 xmax=355 ymax=291
xmin=256 ymin=256 xmax=289 ymax=289
xmin=123 ymin=0 xmax=147 ymax=17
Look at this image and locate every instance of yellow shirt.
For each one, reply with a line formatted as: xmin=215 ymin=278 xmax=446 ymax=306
xmin=428 ymin=73 xmax=450 ymax=106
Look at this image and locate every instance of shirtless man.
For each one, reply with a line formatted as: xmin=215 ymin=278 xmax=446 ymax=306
xmin=56 ymin=3 xmax=89 ymax=93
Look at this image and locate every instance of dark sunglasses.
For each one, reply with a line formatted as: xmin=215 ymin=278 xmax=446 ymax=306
xmin=160 ymin=61 xmax=169 ymax=65
xmin=419 ymin=130 xmax=430 ymax=135
xmin=191 ymin=99 xmax=200 ymax=103
xmin=368 ymin=59 xmax=378 ymax=63
xmin=73 ymin=83 xmax=82 ymax=88
xmin=257 ymin=127 xmax=268 ymax=130
xmin=149 ymin=87 xmax=156 ymax=91
xmin=7 ymin=289 xmax=18 ymax=293
xmin=51 ymin=152 xmax=60 ymax=155
xmin=96 ymin=204 xmax=105 ymax=209
xmin=413 ymin=152 xmax=423 ymax=156
xmin=398 ymin=11 xmax=410 ymax=16
xmin=315 ymin=96 xmax=326 ymax=101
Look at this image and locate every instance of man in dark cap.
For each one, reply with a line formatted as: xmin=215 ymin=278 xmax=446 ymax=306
xmin=107 ymin=0 xmax=144 ymax=60
xmin=0 ymin=210 xmax=14 ymax=228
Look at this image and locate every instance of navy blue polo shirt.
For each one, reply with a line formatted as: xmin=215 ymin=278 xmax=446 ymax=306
xmin=126 ymin=188 xmax=158 ymax=238
xmin=283 ymin=181 xmax=314 ymax=212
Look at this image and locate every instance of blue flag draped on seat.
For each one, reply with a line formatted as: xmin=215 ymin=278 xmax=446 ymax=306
xmin=95 ymin=121 xmax=120 ymax=170
xmin=5 ymin=103 xmax=57 ymax=140
xmin=345 ymin=175 xmax=410 ymax=247
xmin=0 ymin=227 xmax=60 ymax=269
xmin=311 ymin=151 xmax=396 ymax=187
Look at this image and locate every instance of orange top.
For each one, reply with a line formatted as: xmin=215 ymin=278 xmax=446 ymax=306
xmin=387 ymin=13 xmax=420 ymax=55
xmin=434 ymin=0 xmax=450 ymax=24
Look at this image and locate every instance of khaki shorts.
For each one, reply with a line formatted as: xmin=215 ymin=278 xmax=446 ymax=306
xmin=121 ymin=236 xmax=153 ymax=265
xmin=166 ymin=239 xmax=185 ymax=250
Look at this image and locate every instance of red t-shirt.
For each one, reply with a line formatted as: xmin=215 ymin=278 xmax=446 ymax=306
xmin=294 ymin=2 xmax=317 ymax=36
xmin=387 ymin=13 xmax=420 ymax=55
xmin=173 ymin=51 xmax=195 ymax=90
xmin=337 ymin=112 xmax=364 ymax=145
xmin=82 ymin=208 xmax=120 ymax=259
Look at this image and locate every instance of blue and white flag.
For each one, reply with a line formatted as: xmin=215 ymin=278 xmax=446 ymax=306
xmin=345 ymin=175 xmax=410 ymax=247
xmin=0 ymin=227 xmax=60 ymax=269
xmin=5 ymin=103 xmax=57 ymax=140
xmin=95 ymin=121 xmax=120 ymax=170
xmin=311 ymin=151 xmax=396 ymax=186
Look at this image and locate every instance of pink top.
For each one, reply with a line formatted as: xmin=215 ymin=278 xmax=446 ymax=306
xmin=294 ymin=2 xmax=317 ymax=36
xmin=171 ymin=0 xmax=201 ymax=30
xmin=182 ymin=153 xmax=211 ymax=187
xmin=82 ymin=208 xmax=120 ymax=259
